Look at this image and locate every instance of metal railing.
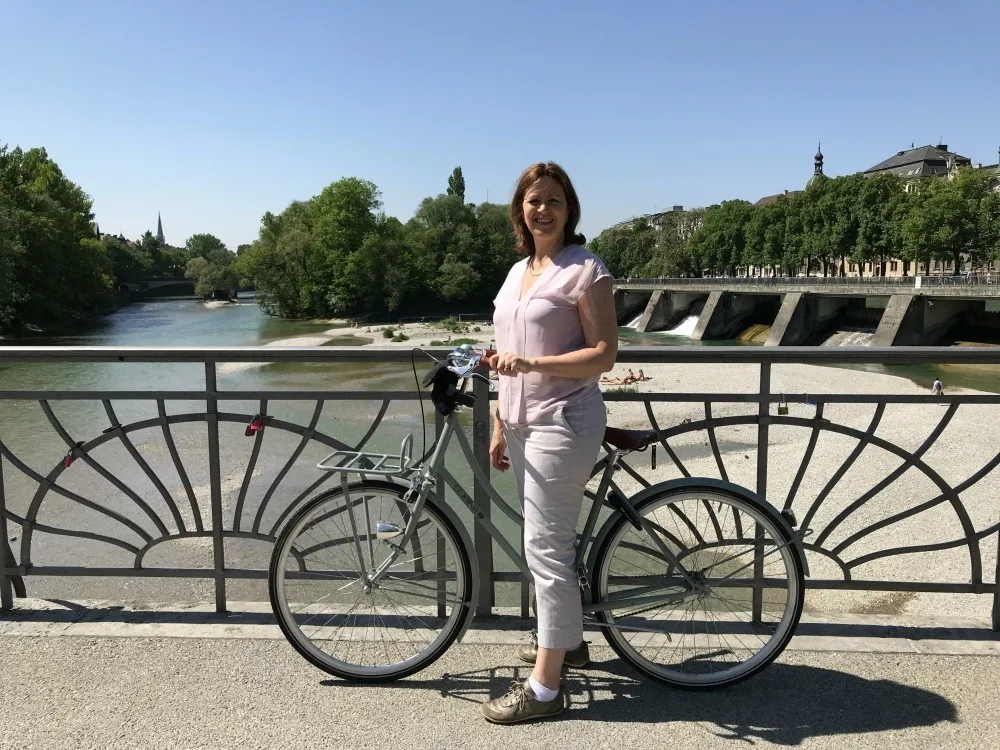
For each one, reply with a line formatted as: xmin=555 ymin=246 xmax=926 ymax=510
xmin=1 ymin=346 xmax=998 ymax=630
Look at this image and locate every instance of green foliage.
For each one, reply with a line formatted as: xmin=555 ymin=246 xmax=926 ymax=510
xmin=591 ymin=168 xmax=1000 ymax=279
xmin=429 ymin=337 xmax=478 ymax=346
xmin=446 ymin=167 xmax=466 ymax=203
xmin=238 ymin=169 xmax=517 ymax=320
xmin=0 ymin=143 xmax=114 ymax=331
xmin=184 ymin=233 xmax=238 ymax=299
xmin=391 ymin=332 xmax=409 ymax=342
xmin=382 ymin=327 xmax=395 ymax=338
xmin=434 ymin=315 xmax=471 ymax=333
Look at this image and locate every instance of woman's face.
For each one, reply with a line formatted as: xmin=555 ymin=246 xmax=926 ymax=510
xmin=522 ymin=176 xmax=568 ymax=246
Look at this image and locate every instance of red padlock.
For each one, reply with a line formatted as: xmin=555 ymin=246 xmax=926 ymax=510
xmin=245 ymin=414 xmax=264 ymax=437
xmin=63 ymin=442 xmax=83 ymax=468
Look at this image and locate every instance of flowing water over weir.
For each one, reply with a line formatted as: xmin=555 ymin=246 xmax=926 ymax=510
xmin=667 ymin=314 xmax=699 ymax=337
xmin=823 ymin=329 xmax=877 ymax=347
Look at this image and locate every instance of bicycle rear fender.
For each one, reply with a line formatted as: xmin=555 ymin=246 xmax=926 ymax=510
xmin=614 ymin=477 xmax=810 ymax=577
xmin=355 ymin=477 xmax=482 ymax=642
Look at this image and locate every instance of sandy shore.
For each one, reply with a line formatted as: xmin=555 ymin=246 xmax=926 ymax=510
xmin=596 ymin=360 xmax=998 ymax=622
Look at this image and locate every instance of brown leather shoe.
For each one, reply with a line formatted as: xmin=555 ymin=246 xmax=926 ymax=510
xmin=481 ymin=680 xmax=565 ymax=724
xmin=515 ymin=637 xmax=590 ymax=668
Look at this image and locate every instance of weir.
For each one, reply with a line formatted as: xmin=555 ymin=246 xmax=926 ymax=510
xmin=614 ymin=280 xmax=1000 ymax=346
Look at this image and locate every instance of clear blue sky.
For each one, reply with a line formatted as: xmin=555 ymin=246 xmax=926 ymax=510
xmin=4 ymin=0 xmax=1000 ymax=251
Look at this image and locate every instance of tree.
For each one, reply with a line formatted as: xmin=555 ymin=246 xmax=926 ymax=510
xmin=855 ymin=173 xmax=906 ymax=277
xmin=104 ymin=235 xmax=152 ymax=284
xmin=184 ymin=234 xmax=238 ymax=299
xmin=817 ymin=175 xmax=862 ymax=276
xmin=446 ymin=167 xmax=466 ymax=204
xmin=685 ymin=200 xmax=753 ymax=275
xmin=0 ymin=143 xmax=113 ymax=331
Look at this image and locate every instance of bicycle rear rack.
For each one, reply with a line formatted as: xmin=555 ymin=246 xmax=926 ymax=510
xmin=316 ymin=433 xmax=414 ymax=478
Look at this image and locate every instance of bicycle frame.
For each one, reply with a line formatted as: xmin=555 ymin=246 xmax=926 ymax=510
xmin=358 ymin=407 xmax=700 ymax=619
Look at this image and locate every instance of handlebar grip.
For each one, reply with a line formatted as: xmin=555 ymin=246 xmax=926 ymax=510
xmin=479 ymin=349 xmax=497 ymax=367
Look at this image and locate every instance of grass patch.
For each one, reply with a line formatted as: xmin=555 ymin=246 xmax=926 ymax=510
xmin=429 ymin=337 xmax=479 ymax=347
xmin=604 ymin=386 xmax=638 ymax=394
xmin=381 ymin=327 xmax=395 ymax=339
xmin=433 ymin=315 xmax=477 ymax=334
xmin=391 ymin=333 xmax=409 ymax=342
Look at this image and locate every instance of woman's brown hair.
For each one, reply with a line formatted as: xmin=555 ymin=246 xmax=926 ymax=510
xmin=510 ymin=162 xmax=585 ymax=256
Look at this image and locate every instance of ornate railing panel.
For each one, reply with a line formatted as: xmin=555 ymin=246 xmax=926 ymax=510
xmin=0 ymin=346 xmax=998 ymax=631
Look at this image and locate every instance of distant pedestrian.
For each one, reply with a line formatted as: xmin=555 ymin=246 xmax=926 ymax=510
xmin=931 ymin=379 xmax=943 ymax=396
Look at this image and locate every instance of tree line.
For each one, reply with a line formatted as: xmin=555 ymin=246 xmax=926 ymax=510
xmin=591 ymin=169 xmax=1000 ymax=279
xmin=234 ymin=167 xmax=518 ymax=319
xmin=0 ymin=143 xmax=237 ymax=334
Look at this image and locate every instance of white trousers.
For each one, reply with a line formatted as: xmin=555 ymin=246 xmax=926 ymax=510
xmin=503 ymin=393 xmax=606 ymax=649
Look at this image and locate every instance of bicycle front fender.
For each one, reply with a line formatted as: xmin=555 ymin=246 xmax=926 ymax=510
xmin=335 ymin=477 xmax=482 ymax=642
xmin=605 ymin=477 xmax=811 ymax=578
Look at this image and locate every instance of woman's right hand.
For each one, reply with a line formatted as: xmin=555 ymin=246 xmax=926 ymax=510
xmin=489 ymin=425 xmax=510 ymax=472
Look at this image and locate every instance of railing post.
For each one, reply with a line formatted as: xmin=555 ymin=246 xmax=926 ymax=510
xmin=754 ymin=362 xmax=771 ymax=624
xmin=1 ymin=456 xmax=13 ymax=610
xmin=993 ymin=526 xmax=1000 ymax=631
xmin=205 ymin=363 xmax=227 ymax=614
xmin=472 ymin=375 xmax=494 ymax=617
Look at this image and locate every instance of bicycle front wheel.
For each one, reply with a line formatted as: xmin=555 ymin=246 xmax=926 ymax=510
xmin=590 ymin=485 xmax=804 ymax=688
xmin=269 ymin=481 xmax=473 ymax=682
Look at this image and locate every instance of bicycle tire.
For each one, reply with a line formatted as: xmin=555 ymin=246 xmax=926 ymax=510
xmin=589 ymin=484 xmax=804 ymax=689
xmin=268 ymin=481 xmax=473 ymax=682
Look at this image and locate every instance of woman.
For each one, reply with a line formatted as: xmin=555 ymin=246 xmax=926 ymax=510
xmin=481 ymin=162 xmax=618 ymax=724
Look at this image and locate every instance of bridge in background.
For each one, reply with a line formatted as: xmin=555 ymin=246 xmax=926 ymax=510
xmin=614 ymin=276 xmax=1000 ymax=346
xmin=124 ymin=277 xmax=196 ymax=297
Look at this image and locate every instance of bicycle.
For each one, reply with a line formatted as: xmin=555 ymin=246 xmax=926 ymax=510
xmin=268 ymin=345 xmax=807 ymax=689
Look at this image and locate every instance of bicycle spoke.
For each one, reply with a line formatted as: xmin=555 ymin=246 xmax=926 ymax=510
xmin=595 ymin=489 xmax=801 ymax=687
xmin=271 ymin=487 xmax=469 ymax=679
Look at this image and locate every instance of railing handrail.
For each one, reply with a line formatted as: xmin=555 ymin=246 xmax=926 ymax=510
xmin=3 ymin=345 xmax=1000 ymax=366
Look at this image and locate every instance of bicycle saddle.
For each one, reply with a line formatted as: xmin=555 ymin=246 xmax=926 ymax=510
xmin=604 ymin=426 xmax=658 ymax=451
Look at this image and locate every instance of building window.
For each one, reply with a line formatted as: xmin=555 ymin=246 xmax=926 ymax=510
xmin=890 ymin=261 xmax=898 ymax=271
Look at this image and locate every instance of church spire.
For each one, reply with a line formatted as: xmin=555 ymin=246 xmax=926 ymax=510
xmin=814 ymin=142 xmax=824 ymax=177
xmin=156 ymin=213 xmax=165 ymax=245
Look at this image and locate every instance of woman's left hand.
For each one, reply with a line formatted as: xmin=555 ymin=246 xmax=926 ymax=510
xmin=488 ymin=352 xmax=533 ymax=377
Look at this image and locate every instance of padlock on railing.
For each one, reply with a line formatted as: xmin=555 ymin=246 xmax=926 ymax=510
xmin=63 ymin=441 xmax=85 ymax=468
xmin=245 ymin=414 xmax=265 ymax=437
xmin=777 ymin=396 xmax=789 ymax=416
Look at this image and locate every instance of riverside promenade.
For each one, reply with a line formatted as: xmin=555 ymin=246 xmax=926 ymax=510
xmin=1 ymin=599 xmax=1000 ymax=749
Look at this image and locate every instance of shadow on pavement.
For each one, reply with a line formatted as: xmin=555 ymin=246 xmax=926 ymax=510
xmin=321 ymin=658 xmax=957 ymax=746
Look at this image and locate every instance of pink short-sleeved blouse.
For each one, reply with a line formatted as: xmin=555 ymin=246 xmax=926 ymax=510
xmin=492 ymin=244 xmax=612 ymax=426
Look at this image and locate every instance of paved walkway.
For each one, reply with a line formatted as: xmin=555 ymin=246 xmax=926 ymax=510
xmin=2 ymin=600 xmax=1000 ymax=749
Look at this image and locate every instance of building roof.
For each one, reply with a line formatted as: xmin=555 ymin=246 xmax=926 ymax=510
xmin=752 ymin=190 xmax=802 ymax=208
xmin=864 ymin=144 xmax=971 ymax=179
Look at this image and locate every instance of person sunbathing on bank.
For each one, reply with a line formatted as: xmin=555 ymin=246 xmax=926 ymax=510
xmin=601 ymin=368 xmax=637 ymax=385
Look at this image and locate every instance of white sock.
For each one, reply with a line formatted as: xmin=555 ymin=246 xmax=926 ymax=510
xmin=527 ymin=676 xmax=559 ymax=702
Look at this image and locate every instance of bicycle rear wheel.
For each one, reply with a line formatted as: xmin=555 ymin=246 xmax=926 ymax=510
xmin=268 ymin=481 xmax=473 ymax=682
xmin=590 ymin=485 xmax=804 ymax=688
